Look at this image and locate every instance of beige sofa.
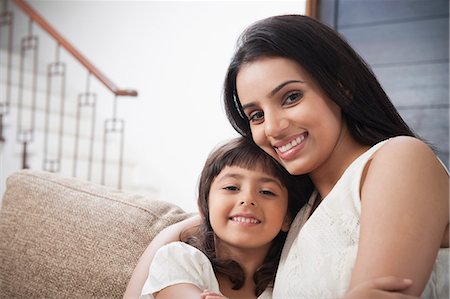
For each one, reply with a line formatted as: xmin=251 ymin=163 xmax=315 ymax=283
xmin=0 ymin=170 xmax=190 ymax=298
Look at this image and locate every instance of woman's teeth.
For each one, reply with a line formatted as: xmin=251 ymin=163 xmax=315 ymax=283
xmin=278 ymin=135 xmax=305 ymax=153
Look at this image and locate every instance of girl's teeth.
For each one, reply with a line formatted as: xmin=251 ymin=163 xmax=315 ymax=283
xmin=231 ymin=217 xmax=260 ymax=224
xmin=278 ymin=135 xmax=304 ymax=153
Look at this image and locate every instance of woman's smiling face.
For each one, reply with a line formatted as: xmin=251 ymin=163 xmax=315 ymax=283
xmin=236 ymin=56 xmax=345 ymax=176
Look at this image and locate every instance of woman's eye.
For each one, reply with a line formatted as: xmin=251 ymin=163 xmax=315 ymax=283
xmin=284 ymin=91 xmax=303 ymax=105
xmin=248 ymin=111 xmax=264 ymax=123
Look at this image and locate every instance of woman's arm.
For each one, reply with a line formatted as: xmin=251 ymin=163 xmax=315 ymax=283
xmin=157 ymin=277 xmax=415 ymax=299
xmin=349 ymin=137 xmax=449 ymax=295
xmin=345 ymin=276 xmax=418 ymax=299
xmin=200 ymin=290 xmax=229 ymax=299
xmin=154 ymin=283 xmax=203 ymax=299
xmin=123 ymin=215 xmax=201 ymax=299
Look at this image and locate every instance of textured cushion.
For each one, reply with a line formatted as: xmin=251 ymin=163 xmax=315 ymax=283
xmin=0 ymin=170 xmax=190 ymax=298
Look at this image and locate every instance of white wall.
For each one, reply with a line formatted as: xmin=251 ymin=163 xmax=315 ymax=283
xmin=24 ymin=0 xmax=306 ymax=212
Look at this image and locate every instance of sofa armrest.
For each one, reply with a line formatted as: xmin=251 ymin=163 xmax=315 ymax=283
xmin=0 ymin=170 xmax=190 ymax=298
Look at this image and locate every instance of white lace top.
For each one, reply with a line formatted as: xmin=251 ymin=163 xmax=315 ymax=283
xmin=273 ymin=140 xmax=449 ymax=299
xmin=141 ymin=241 xmax=272 ymax=299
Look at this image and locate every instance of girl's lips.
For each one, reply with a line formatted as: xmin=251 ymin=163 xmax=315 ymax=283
xmin=273 ymin=133 xmax=308 ymax=161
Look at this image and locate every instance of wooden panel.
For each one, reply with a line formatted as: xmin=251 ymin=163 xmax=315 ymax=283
xmin=337 ymin=0 xmax=449 ymax=27
xmin=399 ymin=107 xmax=449 ymax=167
xmin=340 ymin=18 xmax=448 ymax=65
xmin=317 ymin=0 xmax=449 ymax=168
xmin=317 ymin=0 xmax=337 ymax=28
xmin=373 ymin=62 xmax=449 ymax=107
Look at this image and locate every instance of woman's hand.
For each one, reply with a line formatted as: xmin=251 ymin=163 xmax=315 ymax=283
xmin=200 ymin=289 xmax=229 ymax=299
xmin=345 ymin=276 xmax=418 ymax=299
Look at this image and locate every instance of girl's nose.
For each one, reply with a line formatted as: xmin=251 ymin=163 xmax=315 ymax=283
xmin=240 ymin=200 xmax=256 ymax=206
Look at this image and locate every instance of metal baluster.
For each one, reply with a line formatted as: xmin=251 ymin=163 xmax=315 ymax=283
xmin=17 ymin=18 xmax=38 ymax=169
xmin=73 ymin=72 xmax=96 ymax=180
xmin=0 ymin=0 xmax=13 ymax=143
xmin=0 ymin=114 xmax=4 ymax=142
xmin=43 ymin=44 xmax=65 ymax=173
xmin=18 ymin=130 xmax=31 ymax=168
xmin=101 ymin=95 xmax=124 ymax=189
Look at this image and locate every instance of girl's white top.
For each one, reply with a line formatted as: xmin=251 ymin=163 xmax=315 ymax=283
xmin=141 ymin=241 xmax=272 ymax=299
xmin=273 ymin=139 xmax=449 ymax=299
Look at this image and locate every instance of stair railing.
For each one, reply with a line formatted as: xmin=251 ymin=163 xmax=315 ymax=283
xmin=0 ymin=0 xmax=138 ymax=189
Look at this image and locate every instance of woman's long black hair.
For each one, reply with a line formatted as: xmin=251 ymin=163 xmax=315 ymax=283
xmin=223 ymin=14 xmax=416 ymax=144
xmin=181 ymin=137 xmax=312 ymax=296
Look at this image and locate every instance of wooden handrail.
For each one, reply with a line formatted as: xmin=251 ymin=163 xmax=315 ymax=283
xmin=305 ymin=0 xmax=317 ymax=19
xmin=12 ymin=0 xmax=138 ymax=97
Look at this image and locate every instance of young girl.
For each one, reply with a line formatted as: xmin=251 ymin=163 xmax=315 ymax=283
xmin=140 ymin=137 xmax=309 ymax=299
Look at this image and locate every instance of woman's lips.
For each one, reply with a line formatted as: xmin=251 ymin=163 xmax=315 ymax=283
xmin=274 ymin=133 xmax=308 ymax=161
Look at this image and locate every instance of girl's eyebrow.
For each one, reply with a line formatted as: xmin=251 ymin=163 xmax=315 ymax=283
xmin=259 ymin=176 xmax=284 ymax=189
xmin=217 ymin=173 xmax=243 ymax=181
xmin=241 ymin=79 xmax=305 ymax=111
xmin=218 ymin=172 xmax=283 ymax=188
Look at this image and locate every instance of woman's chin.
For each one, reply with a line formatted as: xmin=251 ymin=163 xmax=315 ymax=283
xmin=281 ymin=159 xmax=310 ymax=176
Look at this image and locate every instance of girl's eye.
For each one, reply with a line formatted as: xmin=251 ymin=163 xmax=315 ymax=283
xmin=260 ymin=190 xmax=276 ymax=196
xmin=284 ymin=91 xmax=303 ymax=105
xmin=248 ymin=110 xmax=264 ymax=123
xmin=223 ymin=185 xmax=239 ymax=191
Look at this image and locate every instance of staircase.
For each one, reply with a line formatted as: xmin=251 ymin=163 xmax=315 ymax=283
xmin=0 ymin=0 xmax=143 ymax=200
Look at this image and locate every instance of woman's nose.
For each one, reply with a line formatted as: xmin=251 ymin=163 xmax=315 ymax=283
xmin=264 ymin=113 xmax=289 ymax=138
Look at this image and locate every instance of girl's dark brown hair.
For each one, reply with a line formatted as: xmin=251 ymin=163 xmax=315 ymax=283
xmin=181 ymin=137 xmax=312 ymax=296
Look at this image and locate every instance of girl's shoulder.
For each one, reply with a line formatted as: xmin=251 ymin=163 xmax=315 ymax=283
xmin=159 ymin=241 xmax=207 ymax=259
xmin=145 ymin=243 xmax=222 ymax=297
xmin=152 ymin=241 xmax=217 ymax=284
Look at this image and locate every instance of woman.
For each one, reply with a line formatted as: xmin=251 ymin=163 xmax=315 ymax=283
xmin=125 ymin=15 xmax=448 ymax=298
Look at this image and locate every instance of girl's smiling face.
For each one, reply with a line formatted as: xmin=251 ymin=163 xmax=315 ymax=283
xmin=236 ymin=56 xmax=346 ymax=176
xmin=208 ymin=165 xmax=289 ymax=252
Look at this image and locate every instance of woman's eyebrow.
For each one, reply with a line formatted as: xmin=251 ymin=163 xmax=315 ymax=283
xmin=270 ymin=80 xmax=304 ymax=96
xmin=241 ymin=102 xmax=256 ymax=111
